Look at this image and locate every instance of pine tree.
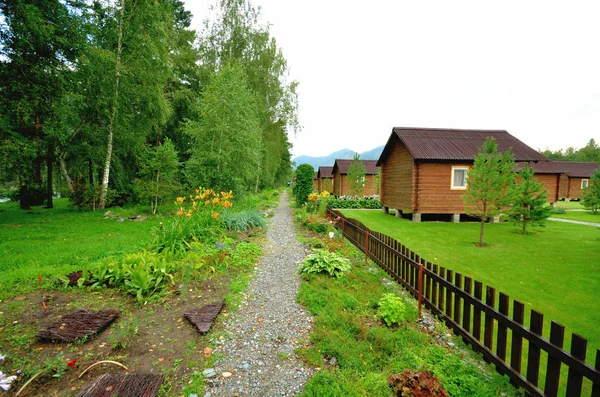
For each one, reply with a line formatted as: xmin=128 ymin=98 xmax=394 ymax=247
xmin=582 ymin=169 xmax=600 ymax=214
xmin=462 ymin=137 xmax=516 ymax=246
xmin=347 ymin=153 xmax=366 ymax=197
xmin=508 ymin=163 xmax=552 ymax=234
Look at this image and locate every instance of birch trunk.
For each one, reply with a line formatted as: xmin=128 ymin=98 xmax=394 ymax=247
xmin=58 ymin=154 xmax=73 ymax=193
xmin=99 ymin=0 xmax=125 ymax=210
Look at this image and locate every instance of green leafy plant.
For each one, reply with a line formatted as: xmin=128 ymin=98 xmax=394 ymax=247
xmin=86 ymin=250 xmax=177 ymax=302
xmin=299 ymin=249 xmax=351 ymax=278
xmin=377 ymin=293 xmax=407 ymax=326
xmin=221 ymin=209 xmax=266 ymax=231
xmin=329 ymin=195 xmax=382 ymax=209
xmin=388 ymin=369 xmax=449 ymax=397
xmin=294 ymin=164 xmax=315 ymax=207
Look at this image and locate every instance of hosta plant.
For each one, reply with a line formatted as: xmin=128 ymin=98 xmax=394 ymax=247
xmin=298 ymin=249 xmax=351 ymax=278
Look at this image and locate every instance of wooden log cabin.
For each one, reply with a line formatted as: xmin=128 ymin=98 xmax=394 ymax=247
xmin=332 ymin=159 xmax=379 ymax=197
xmin=549 ymin=161 xmax=599 ymax=200
xmin=317 ymin=166 xmax=334 ymax=193
xmin=514 ymin=161 xmax=600 ymax=201
xmin=312 ymin=172 xmax=319 ymax=192
xmin=377 ymin=127 xmax=550 ymax=222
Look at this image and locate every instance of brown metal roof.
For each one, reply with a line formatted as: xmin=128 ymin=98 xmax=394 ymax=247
xmin=513 ymin=161 xmax=565 ymax=174
xmin=332 ymin=159 xmax=379 ymax=175
xmin=317 ymin=166 xmax=333 ymax=178
xmin=380 ymin=127 xmax=548 ymax=162
xmin=551 ymin=161 xmax=600 ymax=178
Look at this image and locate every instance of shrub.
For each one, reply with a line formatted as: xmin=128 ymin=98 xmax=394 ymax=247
xmin=221 ymin=209 xmax=266 ymax=231
xmin=388 ymin=369 xmax=448 ymax=397
xmin=299 ymin=249 xmax=351 ymax=278
xmin=377 ymin=293 xmax=407 ymax=326
xmin=329 ymin=195 xmax=382 ymax=209
xmin=294 ymin=164 xmax=315 ymax=207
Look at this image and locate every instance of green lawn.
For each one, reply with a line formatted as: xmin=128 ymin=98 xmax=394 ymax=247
xmin=0 ymin=199 xmax=163 ymax=298
xmin=340 ymin=209 xmax=600 ymax=364
xmin=551 ymin=211 xmax=600 ymax=224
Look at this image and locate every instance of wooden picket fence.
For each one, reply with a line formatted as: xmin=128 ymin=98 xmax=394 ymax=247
xmin=326 ymin=207 xmax=600 ymax=397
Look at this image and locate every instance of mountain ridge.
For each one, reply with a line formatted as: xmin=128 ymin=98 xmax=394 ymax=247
xmin=293 ymin=145 xmax=384 ymax=170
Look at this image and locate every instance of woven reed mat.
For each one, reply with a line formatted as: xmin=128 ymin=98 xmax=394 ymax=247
xmin=77 ymin=374 xmax=163 ymax=397
xmin=36 ymin=309 xmax=119 ymax=343
xmin=183 ymin=300 xmax=224 ymax=334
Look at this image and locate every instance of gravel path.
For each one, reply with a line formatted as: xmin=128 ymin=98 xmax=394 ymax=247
xmin=204 ymin=191 xmax=315 ymax=397
xmin=548 ymin=217 xmax=600 ymax=227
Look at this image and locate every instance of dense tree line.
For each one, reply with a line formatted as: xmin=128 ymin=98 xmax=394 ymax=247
xmin=0 ymin=0 xmax=296 ymax=210
xmin=540 ymin=139 xmax=600 ymax=164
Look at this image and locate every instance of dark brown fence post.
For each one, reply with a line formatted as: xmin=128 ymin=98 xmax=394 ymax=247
xmin=510 ymin=300 xmax=525 ymax=377
xmin=484 ymin=286 xmax=495 ymax=353
xmin=473 ymin=281 xmax=483 ymax=341
xmin=462 ymin=276 xmax=472 ymax=345
xmin=418 ymin=262 xmax=423 ymax=318
xmin=527 ymin=310 xmax=543 ymax=387
xmin=593 ymin=349 xmax=600 ymax=396
xmin=566 ymin=334 xmax=587 ymax=396
xmin=365 ymin=230 xmax=370 ymax=262
xmin=341 ymin=218 xmax=345 ymax=237
xmin=438 ymin=267 xmax=446 ymax=313
xmin=453 ymin=273 xmax=462 ymax=326
xmin=445 ymin=270 xmax=453 ymax=318
xmin=544 ymin=321 xmax=565 ymax=397
xmin=431 ymin=265 xmax=438 ymax=308
xmin=497 ymin=292 xmax=509 ymax=363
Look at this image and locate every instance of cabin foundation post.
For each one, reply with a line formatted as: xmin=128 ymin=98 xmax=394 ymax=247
xmin=383 ymin=206 xmax=389 ymax=214
xmin=394 ymin=209 xmax=402 ymax=218
xmin=412 ymin=213 xmax=421 ymax=222
xmin=452 ymin=214 xmax=460 ymax=223
xmin=489 ymin=215 xmax=500 ymax=223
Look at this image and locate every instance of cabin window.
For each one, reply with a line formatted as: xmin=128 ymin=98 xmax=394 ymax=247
xmin=582 ymin=179 xmax=589 ymax=188
xmin=451 ymin=167 xmax=468 ymax=189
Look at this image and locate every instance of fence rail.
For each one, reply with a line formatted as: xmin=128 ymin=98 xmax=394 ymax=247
xmin=326 ymin=207 xmax=600 ymax=397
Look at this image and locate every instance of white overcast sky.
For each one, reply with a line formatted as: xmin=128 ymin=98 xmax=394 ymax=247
xmin=183 ymin=0 xmax=600 ymax=158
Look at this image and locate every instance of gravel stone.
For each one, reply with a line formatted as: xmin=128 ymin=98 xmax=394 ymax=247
xmin=205 ymin=191 xmax=315 ymax=396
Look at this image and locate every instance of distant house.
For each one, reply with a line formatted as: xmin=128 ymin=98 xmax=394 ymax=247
xmin=515 ymin=161 xmax=600 ymax=201
xmin=312 ymin=172 xmax=319 ymax=192
xmin=331 ymin=159 xmax=379 ymax=197
xmin=550 ymin=161 xmax=599 ymax=200
xmin=317 ymin=166 xmax=334 ymax=193
xmin=376 ymin=127 xmax=549 ymax=222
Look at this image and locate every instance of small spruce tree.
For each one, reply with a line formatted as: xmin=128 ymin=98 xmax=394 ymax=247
xmin=508 ymin=163 xmax=552 ymax=234
xmin=582 ymin=169 xmax=600 ymax=214
xmin=347 ymin=153 xmax=367 ymax=197
xmin=462 ymin=137 xmax=516 ymax=246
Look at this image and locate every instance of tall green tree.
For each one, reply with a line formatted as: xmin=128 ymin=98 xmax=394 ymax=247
xmin=294 ymin=163 xmax=315 ymax=207
xmin=0 ymin=0 xmax=85 ymax=208
xmin=197 ymin=0 xmax=297 ymax=190
xmin=134 ymin=138 xmax=180 ymax=214
xmin=347 ymin=153 xmax=366 ymax=197
xmin=184 ymin=64 xmax=261 ymax=193
xmin=582 ymin=169 xmax=600 ymax=214
xmin=508 ymin=163 xmax=552 ymax=234
xmin=462 ymin=137 xmax=516 ymax=246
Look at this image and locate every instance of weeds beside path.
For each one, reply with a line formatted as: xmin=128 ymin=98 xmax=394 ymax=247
xmin=205 ymin=190 xmax=315 ymax=396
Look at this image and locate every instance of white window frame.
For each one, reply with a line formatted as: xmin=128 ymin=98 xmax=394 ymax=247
xmin=451 ymin=167 xmax=468 ymax=190
xmin=581 ymin=179 xmax=589 ymax=188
